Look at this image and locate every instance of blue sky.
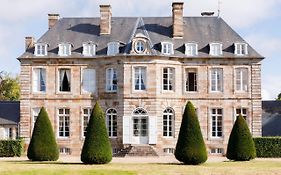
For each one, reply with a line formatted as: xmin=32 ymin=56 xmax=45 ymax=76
xmin=0 ymin=0 xmax=280 ymax=100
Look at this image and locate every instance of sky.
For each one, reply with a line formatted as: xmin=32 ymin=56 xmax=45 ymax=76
xmin=0 ymin=0 xmax=280 ymax=100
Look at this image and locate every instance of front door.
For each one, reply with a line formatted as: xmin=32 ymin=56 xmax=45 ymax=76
xmin=132 ymin=116 xmax=148 ymax=144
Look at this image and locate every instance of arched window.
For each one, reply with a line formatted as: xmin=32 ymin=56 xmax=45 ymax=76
xmin=106 ymin=108 xmax=117 ymax=137
xmin=163 ymin=108 xmax=174 ymax=137
xmin=133 ymin=108 xmax=147 ymax=115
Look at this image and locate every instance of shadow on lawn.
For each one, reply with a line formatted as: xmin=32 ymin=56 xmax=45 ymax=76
xmin=4 ymin=160 xmax=83 ymax=165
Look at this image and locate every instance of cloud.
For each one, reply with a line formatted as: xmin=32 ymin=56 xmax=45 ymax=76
xmin=262 ymin=74 xmax=281 ymax=100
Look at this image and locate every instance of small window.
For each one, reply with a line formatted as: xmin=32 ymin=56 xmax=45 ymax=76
xmin=210 ymin=148 xmax=224 ymax=154
xmin=235 ymin=108 xmax=247 ymax=122
xmin=163 ymin=148 xmax=175 ymax=154
xmin=209 ymin=43 xmax=222 ymax=56
xmin=82 ymin=108 xmax=91 ymax=137
xmin=163 ymin=67 xmax=174 ymax=91
xmin=106 ymin=109 xmax=117 ymax=137
xmin=59 ymin=147 xmax=71 ymax=155
xmin=59 ymin=69 xmax=71 ymax=92
xmin=235 ymin=43 xmax=248 ymax=55
xmin=235 ymin=68 xmax=248 ymax=92
xmin=211 ymin=108 xmax=223 ymax=138
xmin=186 ymin=69 xmax=197 ymax=92
xmin=34 ymin=43 xmax=48 ymax=56
xmin=58 ymin=43 xmax=72 ymax=56
xmin=107 ymin=42 xmax=119 ymax=56
xmin=185 ymin=43 xmax=198 ymax=56
xmin=210 ymin=68 xmax=223 ymax=92
xmin=58 ymin=108 xmax=70 ymax=138
xmin=161 ymin=42 xmax=174 ymax=55
xmin=135 ymin=40 xmax=146 ymax=54
xmin=82 ymin=42 xmax=96 ymax=56
xmin=134 ymin=67 xmax=146 ymax=90
xmin=106 ymin=68 xmax=117 ymax=92
xmin=33 ymin=68 xmax=46 ymax=93
xmin=82 ymin=68 xmax=96 ymax=93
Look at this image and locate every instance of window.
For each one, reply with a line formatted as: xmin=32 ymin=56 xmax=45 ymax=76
xmin=107 ymin=42 xmax=119 ymax=56
xmin=58 ymin=43 xmax=71 ymax=56
xmin=211 ymin=108 xmax=223 ymax=138
xmin=235 ymin=68 xmax=248 ymax=92
xmin=134 ymin=67 xmax=146 ymax=90
xmin=4 ymin=128 xmax=12 ymax=139
xmin=163 ymin=108 xmax=174 ymax=137
xmin=163 ymin=67 xmax=174 ymax=91
xmin=59 ymin=147 xmax=71 ymax=155
xmin=82 ymin=108 xmax=91 ymax=137
xmin=58 ymin=108 xmax=70 ymax=137
xmin=210 ymin=68 xmax=223 ymax=92
xmin=163 ymin=148 xmax=175 ymax=154
xmin=135 ymin=40 xmax=145 ymax=53
xmin=59 ymin=69 xmax=71 ymax=92
xmin=82 ymin=68 xmax=96 ymax=93
xmin=235 ymin=43 xmax=248 ymax=55
xmin=32 ymin=108 xmax=41 ymax=131
xmin=82 ymin=42 xmax=96 ymax=56
xmin=106 ymin=68 xmax=117 ymax=92
xmin=106 ymin=109 xmax=117 ymax=137
xmin=185 ymin=43 xmax=198 ymax=56
xmin=161 ymin=42 xmax=174 ymax=55
xmin=34 ymin=43 xmax=48 ymax=56
xmin=132 ymin=108 xmax=148 ymax=137
xmin=209 ymin=43 xmax=222 ymax=56
xmin=235 ymin=108 xmax=247 ymax=122
xmin=186 ymin=69 xmax=197 ymax=92
xmin=33 ymin=68 xmax=46 ymax=92
xmin=210 ymin=148 xmax=224 ymax=154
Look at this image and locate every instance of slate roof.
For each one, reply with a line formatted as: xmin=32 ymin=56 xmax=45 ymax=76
xmin=0 ymin=101 xmax=20 ymax=125
xmin=19 ymin=16 xmax=263 ymax=59
xmin=262 ymin=101 xmax=281 ymax=136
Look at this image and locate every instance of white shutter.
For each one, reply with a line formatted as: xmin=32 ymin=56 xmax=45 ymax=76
xmin=33 ymin=69 xmax=39 ymax=92
xmin=123 ymin=116 xmax=131 ymax=144
xmin=82 ymin=69 xmax=95 ymax=93
xmin=149 ymin=116 xmax=157 ymax=144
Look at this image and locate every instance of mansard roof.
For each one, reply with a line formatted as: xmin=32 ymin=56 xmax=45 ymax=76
xmin=19 ymin=16 xmax=263 ymax=59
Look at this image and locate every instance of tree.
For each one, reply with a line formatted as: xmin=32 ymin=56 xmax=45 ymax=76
xmin=81 ymin=102 xmax=112 ymax=164
xmin=276 ymin=93 xmax=281 ymax=101
xmin=174 ymin=101 xmax=207 ymax=165
xmin=27 ymin=107 xmax=59 ymax=161
xmin=226 ymin=114 xmax=256 ymax=161
xmin=0 ymin=72 xmax=20 ymax=101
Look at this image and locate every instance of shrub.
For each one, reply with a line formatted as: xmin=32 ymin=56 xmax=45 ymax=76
xmin=27 ymin=107 xmax=59 ymax=161
xmin=254 ymin=137 xmax=281 ymax=157
xmin=174 ymin=101 xmax=207 ymax=165
xmin=81 ymin=102 xmax=112 ymax=164
xmin=226 ymin=114 xmax=256 ymax=161
xmin=0 ymin=139 xmax=23 ymax=157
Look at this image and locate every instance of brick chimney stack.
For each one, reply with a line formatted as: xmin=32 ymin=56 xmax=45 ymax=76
xmin=25 ymin=37 xmax=35 ymax=51
xmin=48 ymin=14 xmax=60 ymax=29
xmin=172 ymin=2 xmax=184 ymax=38
xmin=100 ymin=5 xmax=112 ymax=35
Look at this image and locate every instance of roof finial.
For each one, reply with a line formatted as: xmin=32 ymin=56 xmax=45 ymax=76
xmin=218 ymin=0 xmax=222 ymax=17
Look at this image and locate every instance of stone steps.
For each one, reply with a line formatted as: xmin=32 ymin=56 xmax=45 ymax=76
xmin=113 ymin=145 xmax=158 ymax=157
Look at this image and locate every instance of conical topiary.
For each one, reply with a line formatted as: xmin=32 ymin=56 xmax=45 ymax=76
xmin=174 ymin=101 xmax=207 ymax=165
xmin=81 ymin=102 xmax=112 ymax=164
xmin=226 ymin=114 xmax=256 ymax=161
xmin=27 ymin=107 xmax=59 ymax=161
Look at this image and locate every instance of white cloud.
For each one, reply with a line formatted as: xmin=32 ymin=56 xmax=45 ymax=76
xmin=262 ymin=74 xmax=281 ymax=100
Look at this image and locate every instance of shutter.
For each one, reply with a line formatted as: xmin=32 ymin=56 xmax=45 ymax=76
xmin=123 ymin=116 xmax=131 ymax=144
xmin=149 ymin=116 xmax=157 ymax=144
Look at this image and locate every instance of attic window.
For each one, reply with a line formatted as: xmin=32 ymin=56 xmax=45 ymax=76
xmin=209 ymin=43 xmax=222 ymax=56
xmin=235 ymin=43 xmax=248 ymax=56
xmin=82 ymin=42 xmax=96 ymax=56
xmin=107 ymin=42 xmax=120 ymax=56
xmin=135 ymin=40 xmax=146 ymax=54
xmin=34 ymin=43 xmax=48 ymax=56
xmin=161 ymin=42 xmax=174 ymax=55
xmin=58 ymin=43 xmax=72 ymax=56
xmin=185 ymin=43 xmax=198 ymax=56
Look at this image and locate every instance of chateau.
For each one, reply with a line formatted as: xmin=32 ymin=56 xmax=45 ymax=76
xmin=18 ymin=2 xmax=263 ymax=156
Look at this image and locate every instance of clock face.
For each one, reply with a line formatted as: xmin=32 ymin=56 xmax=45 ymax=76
xmin=134 ymin=40 xmax=146 ymax=54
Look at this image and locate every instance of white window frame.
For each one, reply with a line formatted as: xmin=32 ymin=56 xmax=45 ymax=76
xmin=185 ymin=68 xmax=197 ymax=92
xmin=81 ymin=108 xmax=91 ymax=138
xmin=210 ymin=108 xmax=223 ymax=138
xmin=106 ymin=108 xmax=117 ymax=138
xmin=59 ymin=147 xmax=71 ymax=155
xmin=210 ymin=148 xmax=224 ymax=154
xmin=34 ymin=43 xmax=48 ymax=56
xmin=235 ymin=68 xmax=248 ymax=92
xmin=234 ymin=108 xmax=248 ymax=123
xmin=57 ymin=108 xmax=70 ymax=138
xmin=107 ymin=42 xmax=120 ymax=56
xmin=162 ymin=67 xmax=175 ymax=91
xmin=209 ymin=43 xmax=223 ymax=56
xmin=185 ymin=43 xmax=198 ymax=56
xmin=58 ymin=43 xmax=72 ymax=56
xmin=210 ymin=68 xmax=223 ymax=92
xmin=82 ymin=42 xmax=96 ymax=56
xmin=58 ymin=68 xmax=71 ymax=92
xmin=134 ymin=67 xmax=147 ymax=91
xmin=161 ymin=42 xmax=174 ymax=55
xmin=163 ymin=108 xmax=174 ymax=137
xmin=32 ymin=68 xmax=46 ymax=93
xmin=81 ymin=68 xmax=96 ymax=93
xmin=235 ymin=43 xmax=248 ymax=56
xmin=106 ymin=68 xmax=117 ymax=92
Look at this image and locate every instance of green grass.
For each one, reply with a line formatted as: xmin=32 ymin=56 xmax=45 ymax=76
xmin=0 ymin=159 xmax=281 ymax=175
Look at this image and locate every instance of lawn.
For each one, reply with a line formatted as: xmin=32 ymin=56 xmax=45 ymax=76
xmin=0 ymin=159 xmax=281 ymax=175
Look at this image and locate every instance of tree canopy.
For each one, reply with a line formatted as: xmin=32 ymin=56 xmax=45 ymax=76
xmin=0 ymin=72 xmax=20 ymax=101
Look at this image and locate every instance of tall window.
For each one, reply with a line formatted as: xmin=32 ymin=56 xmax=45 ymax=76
xmin=161 ymin=42 xmax=173 ymax=55
xmin=163 ymin=108 xmax=174 ymax=137
xmin=107 ymin=42 xmax=119 ymax=56
xmin=134 ymin=67 xmax=146 ymax=90
xmin=211 ymin=108 xmax=223 ymax=138
xmin=209 ymin=43 xmax=223 ymax=56
xmin=210 ymin=68 xmax=223 ymax=92
xmin=33 ymin=68 xmax=46 ymax=92
xmin=58 ymin=108 xmax=70 ymax=137
xmin=59 ymin=69 xmax=71 ymax=92
xmin=32 ymin=108 xmax=41 ymax=131
xmin=82 ymin=42 xmax=96 ymax=56
xmin=185 ymin=43 xmax=198 ymax=56
xmin=106 ymin=109 xmax=117 ymax=137
xmin=34 ymin=43 xmax=48 ymax=56
xmin=186 ymin=69 xmax=197 ymax=92
xmin=82 ymin=68 xmax=96 ymax=93
xmin=235 ymin=43 xmax=248 ymax=55
xmin=82 ymin=108 xmax=91 ymax=137
xmin=235 ymin=68 xmax=248 ymax=92
xmin=106 ymin=68 xmax=117 ymax=92
xmin=235 ymin=108 xmax=247 ymax=122
xmin=58 ymin=43 xmax=71 ymax=56
xmin=163 ymin=67 xmax=174 ymax=91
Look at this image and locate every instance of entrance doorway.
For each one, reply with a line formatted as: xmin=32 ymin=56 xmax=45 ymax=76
xmin=132 ymin=108 xmax=148 ymax=144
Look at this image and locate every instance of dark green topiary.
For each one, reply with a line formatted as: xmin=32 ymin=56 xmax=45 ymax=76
xmin=81 ymin=102 xmax=112 ymax=164
xmin=27 ymin=107 xmax=59 ymax=161
xmin=226 ymin=114 xmax=256 ymax=161
xmin=174 ymin=101 xmax=207 ymax=165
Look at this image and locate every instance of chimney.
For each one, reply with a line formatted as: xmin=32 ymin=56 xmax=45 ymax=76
xmin=172 ymin=2 xmax=184 ymax=38
xmin=48 ymin=14 xmax=60 ymax=29
xmin=100 ymin=5 xmax=112 ymax=35
xmin=25 ymin=37 xmax=35 ymax=51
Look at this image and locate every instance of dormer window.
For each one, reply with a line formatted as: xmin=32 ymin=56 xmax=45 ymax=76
xmin=34 ymin=43 xmax=48 ymax=56
xmin=131 ymin=33 xmax=149 ymax=55
xmin=135 ymin=40 xmax=145 ymax=54
xmin=161 ymin=42 xmax=174 ymax=55
xmin=235 ymin=43 xmax=248 ymax=56
xmin=83 ymin=42 xmax=96 ymax=56
xmin=185 ymin=43 xmax=198 ymax=56
xmin=58 ymin=43 xmax=72 ymax=56
xmin=209 ymin=43 xmax=222 ymax=56
xmin=107 ymin=42 xmax=119 ymax=56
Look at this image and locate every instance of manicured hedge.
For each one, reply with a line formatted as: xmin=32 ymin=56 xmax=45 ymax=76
xmin=0 ymin=139 xmax=23 ymax=157
xmin=254 ymin=137 xmax=281 ymax=157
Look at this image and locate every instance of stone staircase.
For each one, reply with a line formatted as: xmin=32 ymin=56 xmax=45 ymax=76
xmin=113 ymin=145 xmax=158 ymax=157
